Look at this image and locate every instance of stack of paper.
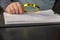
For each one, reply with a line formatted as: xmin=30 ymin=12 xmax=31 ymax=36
xmin=3 ymin=9 xmax=60 ymax=24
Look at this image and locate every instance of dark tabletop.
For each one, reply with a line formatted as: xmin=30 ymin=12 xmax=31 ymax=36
xmin=0 ymin=14 xmax=4 ymax=25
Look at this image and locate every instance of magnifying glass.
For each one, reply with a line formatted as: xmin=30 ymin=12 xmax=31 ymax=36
xmin=23 ymin=4 xmax=40 ymax=12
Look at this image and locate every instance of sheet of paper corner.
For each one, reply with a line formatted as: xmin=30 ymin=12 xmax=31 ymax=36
xmin=3 ymin=9 xmax=60 ymax=24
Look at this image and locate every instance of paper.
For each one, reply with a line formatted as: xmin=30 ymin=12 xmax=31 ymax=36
xmin=3 ymin=9 xmax=60 ymax=24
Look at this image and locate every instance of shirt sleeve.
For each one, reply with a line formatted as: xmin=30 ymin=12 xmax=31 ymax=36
xmin=0 ymin=0 xmax=12 ymax=10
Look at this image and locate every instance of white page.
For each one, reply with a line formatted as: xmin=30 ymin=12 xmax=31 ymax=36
xmin=3 ymin=9 xmax=60 ymax=24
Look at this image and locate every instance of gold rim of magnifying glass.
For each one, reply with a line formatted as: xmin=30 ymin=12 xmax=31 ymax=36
xmin=23 ymin=4 xmax=40 ymax=12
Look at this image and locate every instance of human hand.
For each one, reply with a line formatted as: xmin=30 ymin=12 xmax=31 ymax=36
xmin=5 ymin=2 xmax=24 ymax=14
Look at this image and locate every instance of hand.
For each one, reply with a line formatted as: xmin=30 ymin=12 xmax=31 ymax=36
xmin=5 ymin=2 xmax=24 ymax=14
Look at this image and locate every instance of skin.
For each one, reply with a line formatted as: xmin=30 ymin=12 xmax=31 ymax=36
xmin=5 ymin=2 xmax=24 ymax=14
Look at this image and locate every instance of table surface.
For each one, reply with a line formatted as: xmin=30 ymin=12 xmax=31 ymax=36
xmin=0 ymin=14 xmax=60 ymax=27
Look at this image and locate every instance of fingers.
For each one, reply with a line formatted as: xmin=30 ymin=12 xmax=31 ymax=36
xmin=10 ymin=5 xmax=15 ymax=14
xmin=13 ymin=3 xmax=19 ymax=14
xmin=5 ymin=2 xmax=24 ymax=14
xmin=5 ymin=5 xmax=12 ymax=13
xmin=16 ymin=2 xmax=23 ymax=14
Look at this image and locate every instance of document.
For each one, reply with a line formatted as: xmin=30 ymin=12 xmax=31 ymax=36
xmin=3 ymin=9 xmax=60 ymax=24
